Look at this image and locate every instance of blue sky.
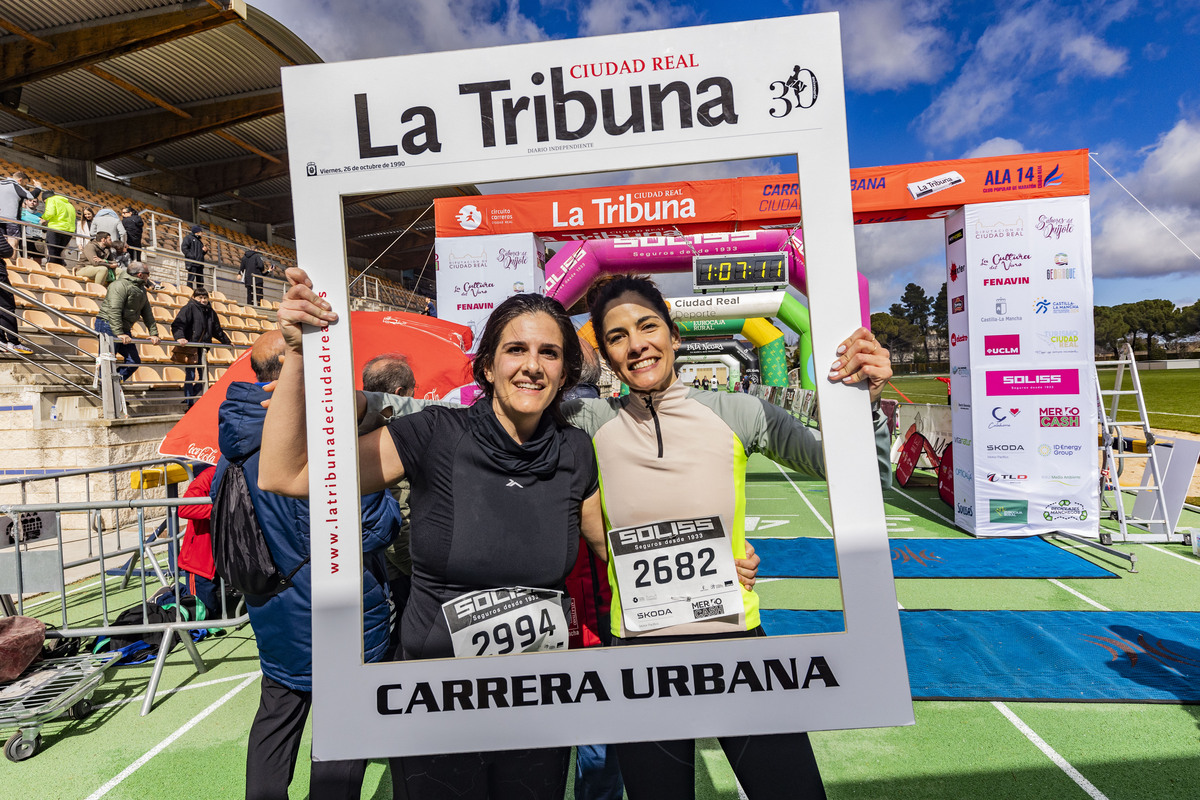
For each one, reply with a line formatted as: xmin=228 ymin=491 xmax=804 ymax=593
xmin=253 ymin=0 xmax=1200 ymax=312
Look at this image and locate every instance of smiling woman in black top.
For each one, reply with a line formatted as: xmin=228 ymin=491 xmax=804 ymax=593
xmin=260 ymin=280 xmax=606 ymax=800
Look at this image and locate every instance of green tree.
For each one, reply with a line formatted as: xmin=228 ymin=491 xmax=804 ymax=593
xmin=895 ymin=283 xmax=933 ymax=367
xmin=1179 ymin=299 xmax=1200 ymax=336
xmin=872 ymin=311 xmax=920 ymax=365
xmin=1118 ymin=299 xmax=1178 ymax=359
xmin=931 ymin=282 xmax=948 ymax=362
xmin=1093 ymin=306 xmax=1130 ymax=358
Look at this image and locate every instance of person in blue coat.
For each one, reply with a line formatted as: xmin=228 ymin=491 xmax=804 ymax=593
xmin=212 ymin=330 xmax=400 ymax=800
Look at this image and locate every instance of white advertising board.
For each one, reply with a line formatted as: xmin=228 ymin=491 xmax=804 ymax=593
xmin=435 ymin=233 xmax=545 ymax=351
xmin=945 ymin=211 xmax=976 ymax=530
xmin=957 ymin=196 xmax=1099 ymax=536
xmin=282 ymin=12 xmax=911 ymax=760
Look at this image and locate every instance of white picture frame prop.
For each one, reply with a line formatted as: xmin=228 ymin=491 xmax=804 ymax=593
xmin=282 ymin=12 xmax=912 ymax=760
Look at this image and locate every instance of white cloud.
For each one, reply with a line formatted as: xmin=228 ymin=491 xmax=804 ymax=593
xmin=917 ymin=1 xmax=1130 ymax=145
xmin=852 ymin=218 xmax=947 ymax=311
xmin=251 ymin=0 xmax=549 ymax=60
xmin=805 ymin=0 xmax=953 ymax=92
xmin=1128 ymin=118 xmax=1200 ymax=208
xmin=961 ymin=137 xmax=1026 ymax=159
xmin=578 ymin=0 xmax=696 ymax=36
xmin=1090 ymin=118 xmax=1200 ymax=280
xmin=1058 ymin=33 xmax=1127 ymax=79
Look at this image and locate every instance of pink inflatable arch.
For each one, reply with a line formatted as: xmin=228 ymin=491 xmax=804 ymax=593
xmin=542 ymin=228 xmax=870 ymax=327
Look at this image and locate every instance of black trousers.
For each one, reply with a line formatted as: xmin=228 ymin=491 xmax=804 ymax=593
xmin=46 ymin=230 xmax=71 ymax=266
xmin=187 ymin=264 xmax=204 ymax=290
xmin=614 ymin=733 xmax=825 ymax=800
xmin=611 ymin=627 xmax=826 ymax=800
xmin=245 ymin=275 xmax=263 ymax=306
xmin=391 ymin=746 xmax=569 ymax=800
xmin=245 ymin=674 xmax=367 ymax=800
xmin=0 ymin=246 xmax=19 ymax=346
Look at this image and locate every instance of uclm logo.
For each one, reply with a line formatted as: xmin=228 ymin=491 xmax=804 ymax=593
xmin=984 ymin=334 xmax=1020 ymax=356
xmin=986 ymin=369 xmax=1080 ymax=396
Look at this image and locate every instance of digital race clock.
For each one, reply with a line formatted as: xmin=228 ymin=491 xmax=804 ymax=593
xmin=692 ymin=251 xmax=789 ymax=293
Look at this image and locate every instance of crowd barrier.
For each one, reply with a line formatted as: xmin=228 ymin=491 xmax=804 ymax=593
xmin=0 ymin=458 xmax=247 ymax=716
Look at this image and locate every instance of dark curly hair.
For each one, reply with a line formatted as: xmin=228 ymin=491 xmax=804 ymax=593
xmin=472 ymin=293 xmax=583 ymax=425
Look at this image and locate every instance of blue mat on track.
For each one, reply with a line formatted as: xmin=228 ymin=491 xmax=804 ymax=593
xmin=760 ymin=609 xmax=1200 ymax=703
xmin=750 ymin=536 xmax=1117 ymax=579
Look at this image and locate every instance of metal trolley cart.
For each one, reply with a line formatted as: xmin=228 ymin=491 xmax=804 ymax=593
xmin=0 ymin=651 xmax=121 ymax=762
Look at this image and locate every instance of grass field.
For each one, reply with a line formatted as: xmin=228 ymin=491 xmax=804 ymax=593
xmin=5 ymin=458 xmax=1200 ymax=799
xmin=881 ymin=368 xmax=1200 ymax=435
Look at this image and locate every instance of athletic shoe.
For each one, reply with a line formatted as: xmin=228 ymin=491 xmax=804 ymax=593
xmin=11 ymin=343 xmax=33 ymax=355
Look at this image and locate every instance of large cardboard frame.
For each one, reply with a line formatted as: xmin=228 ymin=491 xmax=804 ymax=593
xmin=282 ymin=12 xmax=912 ymax=760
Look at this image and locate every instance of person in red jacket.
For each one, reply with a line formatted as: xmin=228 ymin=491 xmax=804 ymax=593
xmin=177 ymin=465 xmax=220 ymax=614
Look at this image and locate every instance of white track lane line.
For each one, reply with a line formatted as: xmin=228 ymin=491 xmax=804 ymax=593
xmin=771 ymin=462 xmax=832 ymax=534
xmin=1046 ymin=579 xmax=1110 ymax=611
xmin=992 ymin=701 xmax=1111 ymax=800
xmin=85 ymin=674 xmax=259 ymax=800
xmin=886 ymin=486 xmax=955 ymax=526
xmin=1143 ymin=543 xmax=1200 ymax=566
xmin=94 ymin=669 xmax=262 ymax=710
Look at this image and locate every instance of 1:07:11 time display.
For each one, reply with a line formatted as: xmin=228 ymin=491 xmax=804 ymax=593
xmin=693 ymin=252 xmax=788 ymax=289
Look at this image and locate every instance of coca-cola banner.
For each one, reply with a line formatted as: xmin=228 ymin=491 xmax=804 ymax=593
xmin=951 ymin=196 xmax=1098 ymax=536
xmin=434 ymin=233 xmax=545 ymax=351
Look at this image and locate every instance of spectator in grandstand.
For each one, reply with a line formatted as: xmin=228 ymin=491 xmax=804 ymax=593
xmin=211 ymin=330 xmax=400 ymax=800
xmin=120 ymin=206 xmax=144 ymax=262
xmin=0 ymin=170 xmax=41 ymax=246
xmin=172 ymin=288 xmax=231 ymax=404
xmin=19 ymin=197 xmax=46 ymax=261
xmin=239 ymin=248 xmax=265 ymax=306
xmin=76 ymin=231 xmax=114 ymax=286
xmin=96 ymin=263 xmax=160 ymax=381
xmin=360 ymin=353 xmax=416 ymax=652
xmin=92 ymin=207 xmax=126 ymax=246
xmin=0 ymin=235 xmax=34 ymax=355
xmin=41 ymin=191 xmax=76 ymax=268
xmin=75 ymin=205 xmax=95 ymax=252
xmin=182 ymin=224 xmax=207 ymax=290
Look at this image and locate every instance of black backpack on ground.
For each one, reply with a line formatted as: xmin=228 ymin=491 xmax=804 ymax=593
xmin=210 ymin=457 xmax=307 ymax=597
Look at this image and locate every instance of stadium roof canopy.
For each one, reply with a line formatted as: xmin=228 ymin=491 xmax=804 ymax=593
xmin=0 ymin=0 xmax=475 ymax=287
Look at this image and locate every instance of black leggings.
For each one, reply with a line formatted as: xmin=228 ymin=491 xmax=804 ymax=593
xmin=614 ymin=733 xmax=825 ymax=800
xmin=611 ymin=627 xmax=827 ymax=800
xmin=0 ymin=243 xmax=18 ymax=345
xmin=391 ymin=746 xmax=569 ymax=800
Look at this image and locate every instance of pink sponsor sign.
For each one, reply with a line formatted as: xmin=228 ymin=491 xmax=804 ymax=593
xmin=984 ymin=334 xmax=1020 ymax=356
xmin=986 ymin=369 xmax=1079 ymax=396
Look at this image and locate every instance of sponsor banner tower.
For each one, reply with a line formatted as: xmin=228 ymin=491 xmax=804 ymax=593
xmin=947 ymin=196 xmax=1099 ymax=536
xmin=435 ymin=233 xmax=545 ymax=351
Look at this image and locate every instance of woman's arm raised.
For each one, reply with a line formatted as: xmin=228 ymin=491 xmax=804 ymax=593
xmin=258 ymin=268 xmax=406 ymax=497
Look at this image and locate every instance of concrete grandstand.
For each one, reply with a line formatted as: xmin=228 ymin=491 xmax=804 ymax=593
xmin=0 ymin=1 xmax=478 ymax=553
